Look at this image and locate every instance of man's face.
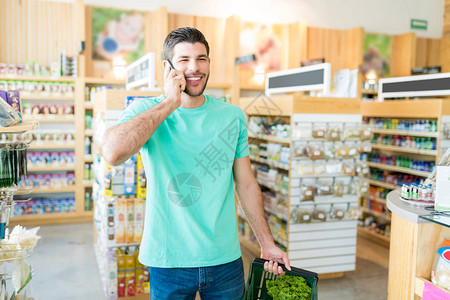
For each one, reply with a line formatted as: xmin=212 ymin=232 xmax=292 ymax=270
xmin=171 ymin=42 xmax=210 ymax=97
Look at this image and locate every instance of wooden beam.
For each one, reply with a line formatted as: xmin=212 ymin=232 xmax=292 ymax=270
xmin=153 ymin=6 xmax=169 ymax=89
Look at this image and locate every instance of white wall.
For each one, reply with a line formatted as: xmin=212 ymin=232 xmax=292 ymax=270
xmin=51 ymin=0 xmax=445 ymax=38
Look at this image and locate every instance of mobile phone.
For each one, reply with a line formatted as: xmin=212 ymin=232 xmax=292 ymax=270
xmin=167 ymin=60 xmax=175 ymax=70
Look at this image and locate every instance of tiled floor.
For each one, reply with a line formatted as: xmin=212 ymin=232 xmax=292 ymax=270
xmin=26 ymin=223 xmax=388 ymax=299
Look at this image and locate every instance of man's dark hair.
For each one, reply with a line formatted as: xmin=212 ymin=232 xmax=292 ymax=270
xmin=162 ymin=27 xmax=210 ymax=61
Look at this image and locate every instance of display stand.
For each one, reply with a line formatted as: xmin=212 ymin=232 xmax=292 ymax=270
xmin=386 ymin=190 xmax=450 ymax=299
xmin=239 ymin=94 xmax=363 ymax=277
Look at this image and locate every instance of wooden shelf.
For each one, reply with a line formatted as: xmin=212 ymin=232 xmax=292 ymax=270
xmin=368 ymin=195 xmax=387 ymax=204
xmin=0 ymin=75 xmax=75 ymax=82
xmin=84 ymin=102 xmax=94 ymax=109
xmin=83 ymin=180 xmax=94 ymax=187
xmin=23 ymin=115 xmax=74 ymax=122
xmin=367 ymin=179 xmax=399 ymax=190
xmin=357 ymin=227 xmax=390 ymax=247
xmin=9 ymin=211 xmax=93 ymax=226
xmin=239 ymin=236 xmax=261 ymax=257
xmin=367 ymin=162 xmax=432 ymax=177
xmin=29 ymin=143 xmax=75 ymax=150
xmin=31 ymin=185 xmax=76 ymax=194
xmin=362 ymin=207 xmax=391 ymax=221
xmin=84 ymin=77 xmax=125 ymax=85
xmin=85 ymin=129 xmax=94 ymax=136
xmin=249 ymin=155 xmax=289 ymax=170
xmin=28 ymin=166 xmax=75 ymax=172
xmin=84 ymin=155 xmax=94 ymax=163
xmin=372 ymin=129 xmax=438 ymax=138
xmin=362 ymin=90 xmax=378 ymax=95
xmin=20 ymin=94 xmax=74 ymax=101
xmin=256 ymin=179 xmax=288 ymax=195
xmin=371 ymin=144 xmax=437 ymax=156
xmin=248 ymin=133 xmax=290 ymax=144
xmin=415 ymin=276 xmax=450 ymax=298
xmin=0 ymin=121 xmax=38 ymax=133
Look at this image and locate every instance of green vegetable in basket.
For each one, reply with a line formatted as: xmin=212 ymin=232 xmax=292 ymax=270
xmin=266 ymin=274 xmax=312 ymax=300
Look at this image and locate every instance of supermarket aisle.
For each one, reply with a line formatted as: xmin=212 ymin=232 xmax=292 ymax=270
xmin=28 ymin=223 xmax=388 ymax=299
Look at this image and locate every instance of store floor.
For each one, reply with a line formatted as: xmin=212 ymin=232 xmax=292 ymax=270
xmin=29 ymin=223 xmax=388 ymax=300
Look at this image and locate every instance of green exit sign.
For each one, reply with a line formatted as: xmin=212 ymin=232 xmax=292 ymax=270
xmin=411 ymin=19 xmax=428 ymax=30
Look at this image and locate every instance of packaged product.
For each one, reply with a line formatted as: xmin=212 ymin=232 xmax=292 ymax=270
xmin=326 ymin=123 xmax=342 ymax=141
xmin=300 ymin=179 xmax=316 ymax=202
xmin=312 ymin=123 xmax=326 ymax=139
xmin=343 ymin=124 xmax=360 ymax=140
xmin=359 ymin=141 xmax=372 ymax=153
xmin=431 ymin=240 xmax=450 ymax=291
xmin=134 ymin=199 xmax=144 ymax=243
xmin=356 ymin=161 xmax=370 ymax=177
xmin=313 ymin=160 xmax=326 ymax=175
xmin=115 ymin=198 xmax=126 ymax=244
xmin=125 ymin=248 xmax=136 ymax=296
xmin=123 ymin=156 xmax=136 ymax=195
xmin=293 ymin=141 xmax=308 ymax=158
xmin=347 ymin=142 xmax=359 ymax=158
xmin=325 ymin=160 xmax=342 ymax=174
xmin=6 ymin=90 xmax=22 ymax=123
xmin=116 ymin=248 xmax=126 ymax=297
xmin=317 ymin=178 xmax=333 ymax=196
xmin=313 ymin=205 xmax=328 ymax=221
xmin=104 ymin=165 xmax=113 ymax=197
xmin=292 ymin=123 xmax=312 ymax=140
xmin=107 ymin=198 xmax=115 ymax=241
xmin=335 ymin=142 xmax=349 ymax=158
xmin=106 ymin=250 xmax=118 ymax=299
xmin=136 ymin=155 xmax=147 ymax=198
xmin=295 ymin=161 xmax=314 ymax=176
xmin=143 ymin=266 xmax=150 ymax=293
xmin=330 ymin=204 xmax=346 ymax=220
xmin=360 ymin=126 xmax=373 ymax=140
xmin=323 ymin=142 xmax=335 ymax=159
xmin=135 ymin=249 xmax=145 ymax=294
xmin=125 ymin=199 xmax=134 ymax=244
xmin=342 ymin=159 xmax=356 ymax=176
xmin=333 ymin=180 xmax=345 ymax=197
xmin=306 ymin=143 xmax=324 ymax=160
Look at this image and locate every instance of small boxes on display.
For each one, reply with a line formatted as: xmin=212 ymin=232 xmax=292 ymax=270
xmin=0 ymin=90 xmax=22 ymax=127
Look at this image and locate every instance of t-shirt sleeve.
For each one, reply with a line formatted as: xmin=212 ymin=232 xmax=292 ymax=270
xmin=118 ymin=97 xmax=158 ymax=124
xmin=235 ymin=108 xmax=249 ymax=159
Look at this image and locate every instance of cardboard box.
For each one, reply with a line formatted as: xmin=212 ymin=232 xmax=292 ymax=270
xmin=134 ymin=250 xmax=145 ymax=295
xmin=125 ymin=199 xmax=134 ymax=244
xmin=116 ymin=249 xmax=126 ymax=298
xmin=137 ymin=154 xmax=147 ymax=199
xmin=123 ymin=156 xmax=135 ymax=195
xmin=134 ymin=199 xmax=144 ymax=243
xmin=105 ymin=250 xmax=117 ymax=299
xmin=125 ymin=251 xmax=136 ymax=296
xmin=104 ymin=165 xmax=113 ymax=197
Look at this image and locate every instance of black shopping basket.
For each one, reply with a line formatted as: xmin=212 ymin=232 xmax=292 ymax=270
xmin=243 ymin=258 xmax=318 ymax=300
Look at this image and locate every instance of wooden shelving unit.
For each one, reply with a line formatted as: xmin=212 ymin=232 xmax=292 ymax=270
xmin=371 ymin=144 xmax=437 ymax=156
xmin=361 ymin=90 xmax=378 ymax=95
xmin=31 ymin=186 xmax=76 ymax=194
xmin=20 ymin=94 xmax=75 ymax=101
xmin=357 ymin=227 xmax=390 ymax=247
xmin=249 ymin=155 xmax=289 ymax=170
xmin=29 ymin=143 xmax=75 ymax=150
xmin=28 ymin=166 xmax=75 ymax=172
xmin=248 ymin=133 xmax=290 ymax=144
xmin=366 ymin=179 xmax=399 ymax=190
xmin=372 ymin=129 xmax=438 ymax=138
xmin=361 ymin=207 xmax=391 ymax=220
xmin=9 ymin=211 xmax=93 ymax=226
xmin=23 ymin=115 xmax=75 ymax=122
xmin=84 ymin=76 xmax=125 ymax=85
xmin=0 ymin=121 xmax=38 ymax=133
xmin=0 ymin=75 xmax=75 ymax=82
xmin=366 ymin=162 xmax=431 ymax=177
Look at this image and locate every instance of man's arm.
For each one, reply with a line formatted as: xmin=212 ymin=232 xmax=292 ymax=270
xmin=102 ymin=63 xmax=186 ymax=166
xmin=102 ymin=100 xmax=178 ymax=166
xmin=233 ymin=156 xmax=291 ymax=275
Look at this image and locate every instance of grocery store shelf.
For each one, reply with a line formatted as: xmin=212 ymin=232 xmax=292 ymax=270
xmin=357 ymin=227 xmax=390 ymax=247
xmin=84 ymin=155 xmax=94 ymax=163
xmin=0 ymin=120 xmax=38 ymax=133
xmin=23 ymin=115 xmax=74 ymax=122
xmin=367 ymin=179 xmax=399 ymax=190
xmin=240 ymin=84 xmax=265 ymax=90
xmin=84 ymin=102 xmax=94 ymax=109
xmin=84 ymin=77 xmax=125 ymax=85
xmin=249 ymin=155 xmax=289 ymax=170
xmin=371 ymin=144 xmax=437 ymax=156
xmin=367 ymin=162 xmax=432 ymax=177
xmin=31 ymin=185 xmax=76 ymax=194
xmin=83 ymin=180 xmax=94 ymax=187
xmin=372 ymin=129 xmax=438 ymax=138
xmin=28 ymin=166 xmax=75 ymax=172
xmin=239 ymin=236 xmax=261 ymax=257
xmin=29 ymin=143 xmax=75 ymax=150
xmin=248 ymin=133 xmax=290 ymax=144
xmin=20 ymin=94 xmax=74 ymax=101
xmin=85 ymin=129 xmax=94 ymax=136
xmin=256 ymin=179 xmax=288 ymax=195
xmin=9 ymin=211 xmax=93 ymax=226
xmin=0 ymin=74 xmax=75 ymax=82
xmin=368 ymin=195 xmax=387 ymax=204
xmin=362 ymin=207 xmax=391 ymax=221
xmin=264 ymin=206 xmax=288 ymax=222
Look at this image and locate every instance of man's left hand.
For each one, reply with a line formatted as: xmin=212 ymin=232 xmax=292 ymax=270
xmin=261 ymin=244 xmax=291 ymax=276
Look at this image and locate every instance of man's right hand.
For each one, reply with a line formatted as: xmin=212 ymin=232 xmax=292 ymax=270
xmin=164 ymin=62 xmax=185 ymax=109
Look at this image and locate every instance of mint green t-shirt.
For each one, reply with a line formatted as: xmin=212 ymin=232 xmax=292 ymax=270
xmin=119 ymin=94 xmax=249 ymax=268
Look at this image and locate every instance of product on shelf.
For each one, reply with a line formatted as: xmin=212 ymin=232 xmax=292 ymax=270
xmin=248 ymin=117 xmax=290 ymax=138
xmin=0 ymin=142 xmax=28 ymax=188
xmin=431 ymin=240 xmax=450 ymax=291
xmin=372 ymin=133 xmax=437 ymax=150
xmin=0 ymin=80 xmax=75 ymax=96
xmin=367 ymin=153 xmax=435 ymax=172
xmin=364 ymin=117 xmax=438 ymax=133
xmin=28 ymin=151 xmax=76 ymax=167
xmin=85 ymin=113 xmax=92 ymax=129
xmin=14 ymin=198 xmax=76 ymax=216
xmin=19 ymin=172 xmax=75 ymax=188
xmin=370 ymin=169 xmax=423 ymax=187
xmin=22 ymin=103 xmax=74 ymax=116
xmin=0 ymin=61 xmax=60 ymax=77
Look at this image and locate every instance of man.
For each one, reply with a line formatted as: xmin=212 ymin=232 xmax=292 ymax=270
xmin=102 ymin=27 xmax=290 ymax=299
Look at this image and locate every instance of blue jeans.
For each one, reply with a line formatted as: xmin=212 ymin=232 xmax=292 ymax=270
xmin=149 ymin=257 xmax=245 ymax=300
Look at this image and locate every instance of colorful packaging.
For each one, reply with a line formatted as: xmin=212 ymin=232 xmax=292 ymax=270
xmin=136 ymin=154 xmax=147 ymax=199
xmin=134 ymin=199 xmax=144 ymax=243
xmin=143 ymin=266 xmax=150 ymax=294
xmin=105 ymin=250 xmax=117 ymax=299
xmin=125 ymin=248 xmax=136 ymax=297
xmin=432 ymin=239 xmax=450 ymax=290
xmin=134 ymin=249 xmax=145 ymax=295
xmin=104 ymin=165 xmax=113 ymax=197
xmin=115 ymin=198 xmax=126 ymax=244
xmin=116 ymin=248 xmax=126 ymax=298
xmin=107 ymin=198 xmax=115 ymax=241
xmin=123 ymin=156 xmax=136 ymax=195
xmin=6 ymin=90 xmax=22 ymax=123
xmin=125 ymin=199 xmax=134 ymax=244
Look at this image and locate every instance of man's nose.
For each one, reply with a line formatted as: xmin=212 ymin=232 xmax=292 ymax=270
xmin=187 ymin=59 xmax=200 ymax=72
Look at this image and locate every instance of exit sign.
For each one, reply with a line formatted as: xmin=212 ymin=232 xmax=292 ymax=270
xmin=411 ymin=19 xmax=428 ymax=30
